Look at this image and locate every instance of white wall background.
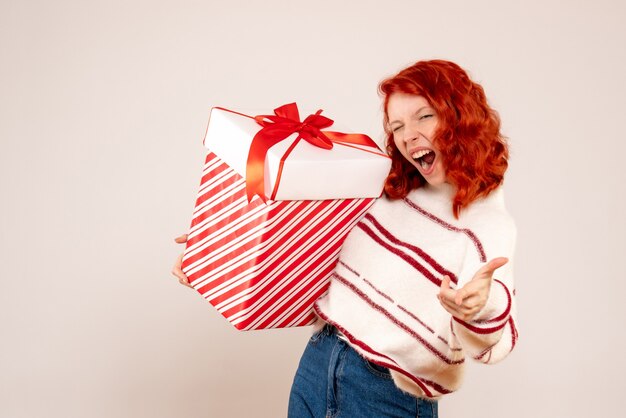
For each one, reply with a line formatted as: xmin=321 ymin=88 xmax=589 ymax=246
xmin=1 ymin=0 xmax=624 ymax=417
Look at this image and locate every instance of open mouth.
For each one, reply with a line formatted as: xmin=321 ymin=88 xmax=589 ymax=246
xmin=411 ymin=149 xmax=436 ymax=172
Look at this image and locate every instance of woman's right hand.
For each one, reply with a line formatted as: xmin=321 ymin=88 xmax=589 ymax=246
xmin=171 ymin=234 xmax=193 ymax=289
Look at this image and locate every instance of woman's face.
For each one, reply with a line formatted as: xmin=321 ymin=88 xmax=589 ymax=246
xmin=387 ymin=93 xmax=447 ymax=187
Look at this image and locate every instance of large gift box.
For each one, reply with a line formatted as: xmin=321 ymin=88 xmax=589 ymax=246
xmin=181 ymin=103 xmax=391 ymax=330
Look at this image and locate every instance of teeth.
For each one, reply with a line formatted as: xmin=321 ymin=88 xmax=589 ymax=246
xmin=411 ymin=149 xmax=432 ymax=160
xmin=420 ymin=159 xmax=428 ymax=168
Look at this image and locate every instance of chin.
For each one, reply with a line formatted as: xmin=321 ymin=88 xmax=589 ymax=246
xmin=423 ymin=173 xmax=447 ymax=187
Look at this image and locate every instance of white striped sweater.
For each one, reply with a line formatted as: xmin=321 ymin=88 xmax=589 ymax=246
xmin=314 ymin=182 xmax=518 ymax=399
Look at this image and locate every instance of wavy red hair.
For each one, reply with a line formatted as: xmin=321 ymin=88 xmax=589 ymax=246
xmin=379 ymin=60 xmax=509 ymax=218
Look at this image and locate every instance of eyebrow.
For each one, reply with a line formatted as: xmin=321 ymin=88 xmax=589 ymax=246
xmin=388 ymin=106 xmax=432 ymax=126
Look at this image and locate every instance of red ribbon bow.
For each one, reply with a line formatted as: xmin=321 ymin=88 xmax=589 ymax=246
xmin=241 ymin=102 xmax=384 ymax=202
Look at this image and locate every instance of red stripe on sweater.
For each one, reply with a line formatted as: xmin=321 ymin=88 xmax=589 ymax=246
xmin=356 ymin=223 xmax=443 ymax=287
xmin=363 ymin=213 xmax=457 ymax=283
xmin=509 ymin=317 xmax=518 ymax=350
xmin=453 ymin=315 xmax=508 ymax=334
xmin=439 ymin=337 xmax=463 ymax=352
xmin=474 ymin=343 xmax=495 ymax=361
xmin=471 ymin=279 xmax=512 ymax=325
xmin=338 ymin=260 xmax=359 ymax=277
xmin=419 ymin=377 xmax=454 ymax=396
xmin=332 ymin=273 xmax=464 ymax=365
xmin=313 ymin=306 xmax=449 ymax=397
xmin=362 ymin=278 xmax=395 ymax=303
xmin=337 ymin=260 xmax=463 ymax=353
xmin=396 ymin=305 xmax=434 ymax=333
xmin=403 ymin=198 xmax=486 ymax=262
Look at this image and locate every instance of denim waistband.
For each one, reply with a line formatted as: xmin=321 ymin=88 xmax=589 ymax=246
xmin=323 ymin=323 xmax=349 ymax=343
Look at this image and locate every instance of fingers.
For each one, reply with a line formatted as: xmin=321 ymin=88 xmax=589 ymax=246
xmin=441 ymin=275 xmax=451 ymax=290
xmin=457 ymin=294 xmax=481 ymax=310
xmin=438 ymin=297 xmax=456 ymax=317
xmin=172 ymin=233 xmax=193 ymax=288
xmin=439 ymin=275 xmax=463 ymax=311
xmin=438 ymin=293 xmax=482 ymax=321
xmin=439 ymin=259 xmax=503 ymax=320
xmin=439 ymin=295 xmax=467 ymax=318
xmin=438 ymin=273 xmax=486 ymax=320
xmin=440 ymin=275 xmax=470 ymax=307
xmin=440 ymin=297 xmax=462 ymax=315
xmin=439 ymin=275 xmax=455 ymax=299
xmin=454 ymin=288 xmax=467 ymax=306
xmin=478 ymin=257 xmax=508 ymax=278
xmin=453 ymin=280 xmax=487 ymax=307
xmin=171 ymin=252 xmax=191 ymax=286
xmin=174 ymin=234 xmax=188 ymax=244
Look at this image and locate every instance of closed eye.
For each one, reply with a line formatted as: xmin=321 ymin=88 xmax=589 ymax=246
xmin=419 ymin=114 xmax=433 ymax=120
xmin=391 ymin=124 xmax=403 ymax=133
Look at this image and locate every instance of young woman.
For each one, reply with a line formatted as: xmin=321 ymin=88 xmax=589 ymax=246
xmin=172 ymin=60 xmax=518 ymax=418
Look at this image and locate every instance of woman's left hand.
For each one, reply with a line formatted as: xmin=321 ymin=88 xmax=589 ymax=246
xmin=437 ymin=257 xmax=508 ymax=321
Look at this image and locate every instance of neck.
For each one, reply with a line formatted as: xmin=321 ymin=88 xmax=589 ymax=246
xmin=424 ymin=181 xmax=456 ymax=196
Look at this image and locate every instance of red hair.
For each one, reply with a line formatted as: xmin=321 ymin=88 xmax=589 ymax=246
xmin=379 ymin=60 xmax=509 ymax=218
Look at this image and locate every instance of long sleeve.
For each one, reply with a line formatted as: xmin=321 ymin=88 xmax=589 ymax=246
xmin=450 ymin=213 xmax=519 ymax=364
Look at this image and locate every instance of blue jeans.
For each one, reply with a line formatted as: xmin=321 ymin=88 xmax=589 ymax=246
xmin=288 ymin=324 xmax=438 ymax=417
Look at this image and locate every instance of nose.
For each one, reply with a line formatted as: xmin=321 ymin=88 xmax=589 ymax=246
xmin=402 ymin=123 xmax=422 ymax=144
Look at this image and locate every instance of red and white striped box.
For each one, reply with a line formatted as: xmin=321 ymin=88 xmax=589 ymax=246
xmin=181 ymin=152 xmax=375 ymax=330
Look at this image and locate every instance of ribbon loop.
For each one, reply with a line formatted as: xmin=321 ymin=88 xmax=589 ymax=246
xmin=245 ymin=102 xmax=383 ymax=202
